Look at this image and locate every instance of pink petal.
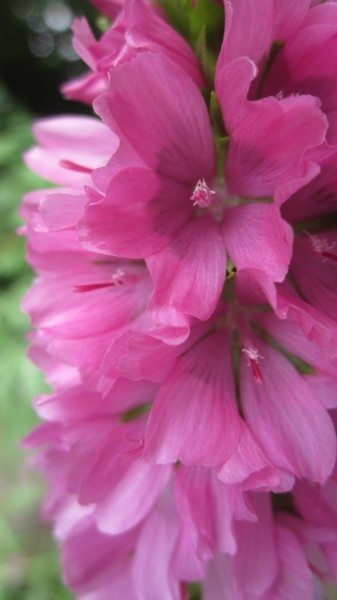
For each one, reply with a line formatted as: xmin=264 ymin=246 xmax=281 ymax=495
xmin=276 ymin=284 xmax=337 ymax=357
xmin=90 ymin=0 xmax=124 ymax=18
xmin=241 ymin=338 xmax=336 ymax=483
xmin=222 ymin=202 xmax=293 ymax=283
xmin=133 ymin=505 xmax=180 ymax=600
xmin=262 ymin=19 xmax=337 ymax=144
xmin=269 ymin=524 xmax=314 ymax=599
xmin=221 ymin=78 xmax=327 ymax=202
xmin=273 ymin=0 xmax=311 ymax=40
xmin=218 ymin=424 xmax=294 ymax=493
xmin=96 ymin=461 xmax=171 ymax=535
xmin=81 ymin=167 xmax=192 ymax=258
xmin=147 ymin=216 xmax=226 ymax=320
xmin=40 ymin=192 xmax=87 ymax=231
xmin=204 ymin=554 xmax=240 ymax=600
xmin=25 ymin=116 xmax=117 ymax=186
xmin=144 ymin=331 xmax=241 ymax=467
xmin=175 ymin=465 xmax=253 ymax=559
xmin=235 ymin=494 xmax=278 ymax=596
xmin=219 ymin=0 xmax=274 ymax=67
xmin=62 ymin=516 xmax=136 ymax=596
xmin=259 ymin=312 xmax=337 ymax=378
xmin=282 ymin=149 xmax=337 ymax=223
xmin=94 ymin=52 xmax=215 ymax=184
xmin=291 ymin=231 xmax=337 ymax=322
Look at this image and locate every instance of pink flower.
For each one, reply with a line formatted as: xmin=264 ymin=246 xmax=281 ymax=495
xmin=62 ymin=0 xmax=203 ymax=104
xmin=214 ymin=0 xmax=337 ymax=217
xmin=21 ymin=0 xmax=337 ymax=597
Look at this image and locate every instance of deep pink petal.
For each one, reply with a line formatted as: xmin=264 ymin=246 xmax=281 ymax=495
xmin=219 ymin=75 xmax=327 ymax=202
xmin=222 ymin=202 xmax=293 ymax=282
xmin=81 ymin=167 xmax=192 ymax=258
xmin=147 ymin=216 xmax=226 ymax=320
xmin=94 ymin=52 xmax=215 ymax=185
xmin=241 ymin=339 xmax=337 ymax=483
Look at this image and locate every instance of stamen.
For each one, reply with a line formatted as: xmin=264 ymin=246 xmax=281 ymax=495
xmin=308 ymin=233 xmax=337 ymax=262
xmin=190 ymin=179 xmax=215 ymax=208
xmin=59 ymin=159 xmax=92 ymax=174
xmin=242 ymin=346 xmax=264 ymax=384
xmin=73 ymin=282 xmax=115 ymax=293
xmin=73 ymin=268 xmax=125 ymax=292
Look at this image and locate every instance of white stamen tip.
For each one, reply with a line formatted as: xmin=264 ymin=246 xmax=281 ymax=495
xmin=242 ymin=346 xmax=264 ymax=363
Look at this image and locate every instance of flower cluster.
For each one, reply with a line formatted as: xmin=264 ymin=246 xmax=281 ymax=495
xmin=22 ymin=0 xmax=337 ymax=597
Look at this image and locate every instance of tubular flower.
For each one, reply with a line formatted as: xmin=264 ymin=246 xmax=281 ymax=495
xmin=22 ymin=0 xmax=337 ymax=598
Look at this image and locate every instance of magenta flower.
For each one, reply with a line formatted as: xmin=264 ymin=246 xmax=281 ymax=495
xmin=22 ymin=0 xmax=337 ymax=597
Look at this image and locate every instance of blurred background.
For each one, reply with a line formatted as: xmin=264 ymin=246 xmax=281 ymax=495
xmin=0 ymin=1 xmax=99 ymax=597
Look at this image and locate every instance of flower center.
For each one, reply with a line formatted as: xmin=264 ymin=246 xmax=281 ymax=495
xmin=190 ymin=179 xmax=215 ymax=208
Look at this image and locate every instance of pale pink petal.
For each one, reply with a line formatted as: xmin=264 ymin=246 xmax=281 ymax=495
xmin=40 ymin=192 xmax=87 ymax=231
xmin=234 ymin=494 xmax=278 ymax=596
xmin=96 ymin=461 xmax=171 ymax=535
xmin=269 ymin=524 xmax=314 ymax=599
xmin=62 ymin=516 xmax=136 ymax=596
xmin=204 ymin=554 xmax=241 ymax=600
xmin=24 ymin=116 xmax=118 ymax=186
xmin=133 ymin=505 xmax=180 ymax=600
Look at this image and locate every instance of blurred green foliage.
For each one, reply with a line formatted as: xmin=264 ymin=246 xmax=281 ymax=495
xmin=0 ymin=86 xmax=71 ymax=598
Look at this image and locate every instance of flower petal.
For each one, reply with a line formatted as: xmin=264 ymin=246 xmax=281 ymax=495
xmin=144 ymin=331 xmax=241 ymax=467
